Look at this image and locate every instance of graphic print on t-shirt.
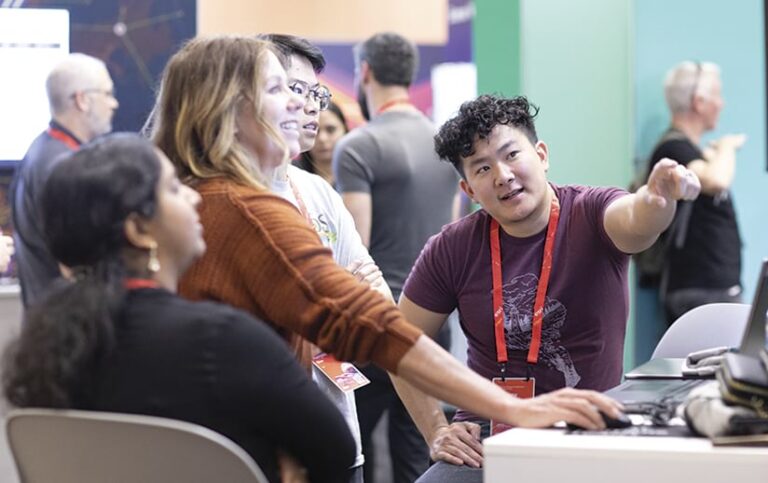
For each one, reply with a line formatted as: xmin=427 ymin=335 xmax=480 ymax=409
xmin=310 ymin=213 xmax=338 ymax=246
xmin=502 ymin=273 xmax=581 ymax=387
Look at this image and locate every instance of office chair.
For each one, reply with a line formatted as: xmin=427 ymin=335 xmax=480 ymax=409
xmin=5 ymin=408 xmax=269 ymax=483
xmin=652 ymin=302 xmax=750 ymax=359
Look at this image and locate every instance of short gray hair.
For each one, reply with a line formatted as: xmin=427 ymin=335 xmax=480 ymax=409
xmin=46 ymin=53 xmax=109 ymax=115
xmin=663 ymin=61 xmax=721 ymax=114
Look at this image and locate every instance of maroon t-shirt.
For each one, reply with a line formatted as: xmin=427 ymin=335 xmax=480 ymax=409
xmin=403 ymin=184 xmax=630 ymax=422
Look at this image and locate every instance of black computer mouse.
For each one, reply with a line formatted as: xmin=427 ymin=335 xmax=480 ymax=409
xmin=566 ymin=411 xmax=632 ymax=431
xmin=602 ymin=410 xmax=632 ymax=429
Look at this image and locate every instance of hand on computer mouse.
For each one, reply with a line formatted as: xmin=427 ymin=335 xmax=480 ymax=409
xmin=567 ymin=410 xmax=632 ymax=431
xmin=602 ymin=410 xmax=632 ymax=429
xmin=507 ymin=388 xmax=624 ymax=430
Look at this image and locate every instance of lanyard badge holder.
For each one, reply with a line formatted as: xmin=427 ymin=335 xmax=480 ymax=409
xmin=490 ymin=195 xmax=560 ymax=436
xmin=312 ymin=352 xmax=370 ymax=393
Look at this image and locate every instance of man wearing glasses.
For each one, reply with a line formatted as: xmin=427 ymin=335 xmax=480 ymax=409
xmin=11 ymin=53 xmax=118 ymax=307
xmin=645 ymin=61 xmax=746 ymax=324
xmin=260 ymin=33 xmax=391 ymax=483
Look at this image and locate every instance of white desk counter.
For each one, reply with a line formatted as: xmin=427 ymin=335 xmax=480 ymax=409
xmin=0 ymin=282 xmax=20 ymax=298
xmin=484 ymin=427 xmax=768 ymax=483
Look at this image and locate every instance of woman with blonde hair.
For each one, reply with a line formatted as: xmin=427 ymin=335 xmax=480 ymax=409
xmin=148 ymin=35 xmax=622 ymax=476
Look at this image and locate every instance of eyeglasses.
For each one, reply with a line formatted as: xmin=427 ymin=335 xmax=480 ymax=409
xmin=288 ymin=80 xmax=332 ymax=111
xmin=74 ymin=88 xmax=116 ymax=99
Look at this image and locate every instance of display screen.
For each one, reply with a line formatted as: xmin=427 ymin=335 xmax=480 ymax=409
xmin=741 ymin=260 xmax=768 ymax=356
xmin=0 ymin=8 xmax=69 ymax=165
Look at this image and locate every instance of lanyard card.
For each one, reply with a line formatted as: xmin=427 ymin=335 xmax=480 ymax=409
xmin=490 ymin=377 xmax=535 ymax=436
xmin=311 ymin=352 xmax=370 ymax=393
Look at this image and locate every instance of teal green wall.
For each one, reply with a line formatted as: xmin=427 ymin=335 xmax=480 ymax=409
xmin=519 ymin=0 xmax=633 ymax=188
xmin=635 ymin=0 xmax=767 ymax=306
xmin=474 ymin=0 xmax=636 ymax=369
xmin=474 ymin=0 xmax=521 ymax=96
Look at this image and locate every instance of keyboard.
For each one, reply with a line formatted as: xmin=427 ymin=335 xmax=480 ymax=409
xmin=566 ymin=425 xmax=695 ymax=438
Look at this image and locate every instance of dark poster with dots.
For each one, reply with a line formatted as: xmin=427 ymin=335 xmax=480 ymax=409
xmin=0 ymin=1 xmax=195 ymax=280
xmin=20 ymin=0 xmax=196 ymax=133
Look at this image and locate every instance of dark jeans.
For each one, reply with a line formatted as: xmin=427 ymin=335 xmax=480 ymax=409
xmin=356 ymin=322 xmax=452 ymax=483
xmin=665 ymin=285 xmax=743 ymax=325
xmin=414 ymin=462 xmax=482 ymax=483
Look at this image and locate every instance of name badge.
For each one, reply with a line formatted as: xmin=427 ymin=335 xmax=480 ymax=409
xmin=490 ymin=377 xmax=535 ymax=435
xmin=312 ymin=352 xmax=370 ymax=393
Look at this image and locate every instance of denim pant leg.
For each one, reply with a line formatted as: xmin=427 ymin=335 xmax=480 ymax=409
xmin=414 ymin=462 xmax=482 ymax=483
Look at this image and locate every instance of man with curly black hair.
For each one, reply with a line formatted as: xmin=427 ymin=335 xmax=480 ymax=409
xmin=391 ymin=94 xmax=702 ymax=483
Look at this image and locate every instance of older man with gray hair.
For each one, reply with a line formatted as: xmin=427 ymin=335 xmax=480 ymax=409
xmin=11 ymin=53 xmax=118 ymax=307
xmin=645 ymin=60 xmax=745 ymax=324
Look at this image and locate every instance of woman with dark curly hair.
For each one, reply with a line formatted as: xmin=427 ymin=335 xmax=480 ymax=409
xmin=2 ymin=134 xmax=355 ymax=483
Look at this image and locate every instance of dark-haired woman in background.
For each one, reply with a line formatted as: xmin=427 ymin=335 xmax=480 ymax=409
xmin=2 ymin=134 xmax=355 ymax=483
xmin=294 ymin=100 xmax=349 ymax=187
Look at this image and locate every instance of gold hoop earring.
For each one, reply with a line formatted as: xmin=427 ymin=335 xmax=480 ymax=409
xmin=148 ymin=242 xmax=161 ymax=274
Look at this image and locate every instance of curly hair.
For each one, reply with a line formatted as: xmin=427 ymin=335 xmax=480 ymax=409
xmin=434 ymin=95 xmax=540 ymax=177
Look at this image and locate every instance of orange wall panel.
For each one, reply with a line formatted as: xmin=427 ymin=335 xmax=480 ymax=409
xmin=197 ymin=0 xmax=447 ymax=44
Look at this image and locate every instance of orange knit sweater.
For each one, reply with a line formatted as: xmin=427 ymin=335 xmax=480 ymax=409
xmin=179 ymin=177 xmax=422 ymax=372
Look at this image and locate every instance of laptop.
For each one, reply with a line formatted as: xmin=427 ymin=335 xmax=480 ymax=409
xmin=738 ymin=259 xmax=768 ymax=358
xmin=605 ymin=259 xmax=768 ymax=410
xmin=624 ymin=357 xmax=686 ymax=379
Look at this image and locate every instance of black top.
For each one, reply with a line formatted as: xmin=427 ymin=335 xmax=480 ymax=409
xmin=10 ymin=121 xmax=80 ymax=307
xmin=648 ymin=129 xmax=742 ymax=291
xmin=76 ymin=288 xmax=355 ymax=483
xmin=293 ymin=154 xmax=317 ymax=176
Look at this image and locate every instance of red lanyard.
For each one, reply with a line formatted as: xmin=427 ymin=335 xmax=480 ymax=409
xmin=287 ymin=175 xmax=313 ymax=226
xmin=376 ymin=97 xmax=411 ymax=115
xmin=491 ymin=194 xmax=560 ymax=377
xmin=124 ymin=278 xmax=160 ymax=290
xmin=47 ymin=126 xmax=80 ymax=151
